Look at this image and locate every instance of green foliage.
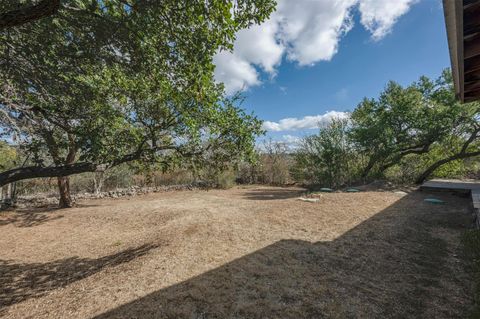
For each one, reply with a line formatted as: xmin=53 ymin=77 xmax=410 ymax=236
xmin=420 ymin=147 xmax=466 ymax=178
xmin=350 ymin=69 xmax=480 ymax=179
xmin=214 ymin=169 xmax=237 ymax=189
xmin=0 ymin=142 xmax=17 ymax=170
xmin=0 ymin=0 xmax=274 ymax=191
xmin=293 ymin=119 xmax=363 ymax=188
xmin=293 ymin=69 xmax=480 ymax=187
xmin=385 ymin=147 xmax=467 ymax=185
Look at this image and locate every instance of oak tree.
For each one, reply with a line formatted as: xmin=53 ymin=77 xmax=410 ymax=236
xmin=0 ymin=0 xmax=275 ymax=207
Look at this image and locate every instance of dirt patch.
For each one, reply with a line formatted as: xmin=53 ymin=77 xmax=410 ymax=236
xmin=0 ymin=186 xmax=475 ymax=318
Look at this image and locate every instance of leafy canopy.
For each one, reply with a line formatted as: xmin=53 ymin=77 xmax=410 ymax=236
xmin=0 ymin=0 xmax=275 ymax=185
xmin=350 ymin=69 xmax=480 ymax=177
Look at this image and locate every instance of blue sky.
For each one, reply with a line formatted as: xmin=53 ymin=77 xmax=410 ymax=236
xmin=213 ymin=0 xmax=449 ymax=144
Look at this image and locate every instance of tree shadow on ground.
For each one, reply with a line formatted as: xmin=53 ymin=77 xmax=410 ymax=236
xmin=0 ymin=203 xmax=102 ymax=227
xmin=0 ymin=244 xmax=158 ymax=312
xmin=95 ymin=192 xmax=475 ymax=319
xmin=242 ymin=188 xmax=304 ymax=200
xmin=0 ymin=207 xmax=64 ymax=227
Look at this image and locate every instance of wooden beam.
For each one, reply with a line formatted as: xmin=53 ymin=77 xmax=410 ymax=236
xmin=464 ymin=34 xmax=480 ymax=59
xmin=464 ymin=1 xmax=480 ymax=36
xmin=465 ymin=96 xmax=480 ymax=102
xmin=465 ymin=55 xmax=480 ymax=74
xmin=443 ymin=0 xmax=465 ymax=101
xmin=464 ymin=0 xmax=480 ymax=7
xmin=463 ymin=1 xmax=480 ymax=102
xmin=465 ymin=87 xmax=480 ymax=100
xmin=465 ymin=80 xmax=480 ymax=93
xmin=464 ymin=64 xmax=480 ymax=82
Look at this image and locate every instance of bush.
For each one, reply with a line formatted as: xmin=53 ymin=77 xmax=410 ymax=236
xmin=234 ymin=140 xmax=293 ymax=186
xmin=0 ymin=142 xmax=18 ymax=171
xmin=292 ymin=119 xmax=363 ymax=188
xmin=258 ymin=140 xmax=293 ymax=185
xmin=215 ymin=169 xmax=237 ymax=189
xmin=12 ymin=164 xmax=198 ymax=197
xmin=236 ymin=161 xmax=261 ymax=184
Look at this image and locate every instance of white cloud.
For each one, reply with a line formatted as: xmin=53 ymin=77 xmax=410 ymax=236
xmin=257 ymin=134 xmax=302 ymax=150
xmin=358 ymin=0 xmax=417 ymax=40
xmin=213 ymin=17 xmax=283 ymax=95
xmin=214 ymin=0 xmax=417 ymax=94
xmin=262 ymin=111 xmax=349 ymax=132
xmin=234 ymin=19 xmax=284 ymax=73
xmin=277 ymin=0 xmax=356 ymax=66
xmin=282 ymin=134 xmax=302 ymax=145
xmin=213 ymin=51 xmax=260 ymax=95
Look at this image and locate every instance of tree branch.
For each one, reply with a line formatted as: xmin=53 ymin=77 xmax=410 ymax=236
xmin=415 ymin=128 xmax=480 ymax=184
xmin=380 ymin=142 xmax=432 ymax=172
xmin=415 ymin=150 xmax=480 ymax=184
xmin=0 ymin=162 xmax=99 ymax=187
xmin=0 ymin=143 xmax=180 ymax=187
xmin=0 ymin=0 xmax=60 ymax=30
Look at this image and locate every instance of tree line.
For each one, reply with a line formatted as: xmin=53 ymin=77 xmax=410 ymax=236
xmin=1 ymin=69 xmax=479 ymax=201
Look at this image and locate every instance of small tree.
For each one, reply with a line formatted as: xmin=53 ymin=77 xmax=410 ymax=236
xmin=260 ymin=139 xmax=291 ymax=185
xmin=293 ymin=119 xmax=360 ymax=188
xmin=0 ymin=142 xmax=18 ymax=207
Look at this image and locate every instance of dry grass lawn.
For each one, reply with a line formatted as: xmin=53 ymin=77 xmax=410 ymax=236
xmin=0 ymin=186 xmax=475 ymax=318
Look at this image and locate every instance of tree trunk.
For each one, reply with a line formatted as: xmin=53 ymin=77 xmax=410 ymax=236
xmin=415 ymin=162 xmax=446 ymax=185
xmin=361 ymin=156 xmax=377 ymax=179
xmin=415 ymin=150 xmax=480 ymax=184
xmin=10 ymin=182 xmax=17 ymax=206
xmin=57 ymin=176 xmax=73 ymax=208
xmin=93 ymin=171 xmax=105 ymax=194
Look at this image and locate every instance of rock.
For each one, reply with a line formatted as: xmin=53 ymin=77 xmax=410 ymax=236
xmin=15 ymin=183 xmax=204 ymax=207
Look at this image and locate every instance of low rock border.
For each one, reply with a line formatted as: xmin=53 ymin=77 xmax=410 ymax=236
xmin=9 ymin=183 xmax=209 ymax=208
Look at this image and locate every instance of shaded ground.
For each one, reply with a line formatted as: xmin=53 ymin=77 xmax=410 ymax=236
xmin=0 ymin=186 xmax=475 ymax=318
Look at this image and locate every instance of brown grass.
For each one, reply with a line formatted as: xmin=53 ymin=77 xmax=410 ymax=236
xmin=0 ymin=186 xmax=475 ymax=318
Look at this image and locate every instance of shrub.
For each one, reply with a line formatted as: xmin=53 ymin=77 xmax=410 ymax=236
xmin=292 ymin=119 xmax=363 ymax=188
xmin=215 ymin=169 xmax=237 ymax=189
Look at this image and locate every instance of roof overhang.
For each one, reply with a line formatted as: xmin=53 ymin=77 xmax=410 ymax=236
xmin=443 ymin=0 xmax=480 ymax=103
